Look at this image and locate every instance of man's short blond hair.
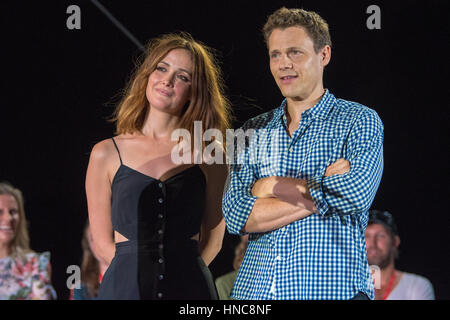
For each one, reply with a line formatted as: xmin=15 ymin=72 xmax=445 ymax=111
xmin=263 ymin=7 xmax=332 ymax=53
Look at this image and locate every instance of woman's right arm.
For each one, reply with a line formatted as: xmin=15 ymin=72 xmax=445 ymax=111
xmin=85 ymin=140 xmax=116 ymax=265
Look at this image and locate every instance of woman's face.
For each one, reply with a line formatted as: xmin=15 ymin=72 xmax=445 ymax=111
xmin=146 ymin=48 xmax=193 ymax=116
xmin=0 ymin=194 xmax=20 ymax=247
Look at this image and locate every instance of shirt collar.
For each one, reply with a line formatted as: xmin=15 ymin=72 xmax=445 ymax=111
xmin=275 ymin=89 xmax=336 ymax=124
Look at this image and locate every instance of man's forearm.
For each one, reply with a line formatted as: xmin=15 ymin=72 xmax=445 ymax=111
xmin=253 ymin=176 xmax=316 ymax=211
xmin=243 ymin=197 xmax=315 ymax=233
xmin=271 ymin=177 xmax=316 ymax=210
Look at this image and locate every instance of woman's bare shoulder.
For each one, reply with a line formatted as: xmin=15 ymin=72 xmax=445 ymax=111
xmin=90 ymin=132 xmax=137 ymax=153
xmin=90 ymin=138 xmax=116 ymax=161
xmin=90 ymin=133 xmax=142 ymax=164
xmin=113 ymin=132 xmax=141 ymax=142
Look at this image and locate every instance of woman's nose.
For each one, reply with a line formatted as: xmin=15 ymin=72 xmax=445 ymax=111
xmin=161 ymin=73 xmax=175 ymax=87
xmin=0 ymin=211 xmax=12 ymax=223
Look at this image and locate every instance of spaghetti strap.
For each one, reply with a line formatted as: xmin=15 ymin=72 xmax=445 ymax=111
xmin=111 ymin=137 xmax=123 ymax=165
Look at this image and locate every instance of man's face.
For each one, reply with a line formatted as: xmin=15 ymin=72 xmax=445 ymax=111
xmin=365 ymin=223 xmax=399 ymax=269
xmin=268 ymin=26 xmax=330 ymax=101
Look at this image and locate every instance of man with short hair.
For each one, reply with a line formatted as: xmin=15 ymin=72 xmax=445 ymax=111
xmin=223 ymin=7 xmax=384 ymax=300
xmin=365 ymin=210 xmax=435 ymax=300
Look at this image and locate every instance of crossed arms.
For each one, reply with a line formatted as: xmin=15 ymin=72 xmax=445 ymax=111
xmin=222 ymin=109 xmax=384 ymax=235
xmin=244 ymin=159 xmax=350 ymax=233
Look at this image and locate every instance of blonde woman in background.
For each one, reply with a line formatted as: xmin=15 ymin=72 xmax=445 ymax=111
xmin=0 ymin=182 xmax=56 ymax=300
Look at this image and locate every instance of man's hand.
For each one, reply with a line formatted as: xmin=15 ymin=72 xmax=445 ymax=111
xmin=251 ymin=176 xmax=316 ymax=213
xmin=325 ymin=159 xmax=350 ymax=177
xmin=251 ymin=177 xmax=275 ymax=198
xmin=252 ymin=176 xmax=312 ymax=202
xmin=251 ymin=158 xmax=350 ymax=200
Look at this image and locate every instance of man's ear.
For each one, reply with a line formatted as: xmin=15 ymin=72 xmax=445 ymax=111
xmin=320 ymin=45 xmax=331 ymax=68
xmin=394 ymin=235 xmax=401 ymax=249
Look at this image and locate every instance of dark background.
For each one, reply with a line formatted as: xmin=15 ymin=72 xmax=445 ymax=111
xmin=1 ymin=0 xmax=449 ymax=300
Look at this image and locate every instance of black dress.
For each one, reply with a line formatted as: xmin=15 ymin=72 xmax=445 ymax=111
xmin=97 ymin=138 xmax=218 ymax=300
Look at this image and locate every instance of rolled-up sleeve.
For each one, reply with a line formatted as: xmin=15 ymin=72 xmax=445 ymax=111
xmin=308 ymin=109 xmax=384 ymax=216
xmin=222 ymin=128 xmax=258 ymax=235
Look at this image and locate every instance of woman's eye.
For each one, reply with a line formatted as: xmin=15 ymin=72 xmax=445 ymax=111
xmin=156 ymin=66 xmax=166 ymax=72
xmin=178 ymin=75 xmax=189 ymax=82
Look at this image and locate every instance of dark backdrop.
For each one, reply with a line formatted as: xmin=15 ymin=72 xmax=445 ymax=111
xmin=1 ymin=0 xmax=449 ymax=300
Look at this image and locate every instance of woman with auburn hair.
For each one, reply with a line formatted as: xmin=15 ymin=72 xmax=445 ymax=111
xmin=86 ymin=32 xmax=231 ymax=300
xmin=0 ymin=182 xmax=56 ymax=300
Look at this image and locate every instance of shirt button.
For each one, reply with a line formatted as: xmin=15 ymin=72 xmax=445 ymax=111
xmin=157 ymin=293 xmax=163 ymax=298
xmin=158 ymin=229 xmax=163 ymax=235
xmin=289 ymin=147 xmax=293 ymax=152
xmin=158 ymin=244 xmax=164 ymax=249
xmin=281 ymin=227 xmax=286 ymax=232
xmin=158 ymin=182 xmax=163 ymax=188
xmin=158 ymin=258 xmax=164 ymax=264
xmin=159 ymin=274 xmax=164 ymax=280
xmin=158 ymin=198 xmax=163 ymax=203
xmin=158 ymin=214 xmax=163 ymax=219
xmin=270 ymin=281 xmax=276 ymax=294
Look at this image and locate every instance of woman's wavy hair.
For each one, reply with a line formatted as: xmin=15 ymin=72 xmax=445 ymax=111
xmin=0 ymin=182 xmax=33 ymax=258
xmin=111 ymin=32 xmax=232 ymax=146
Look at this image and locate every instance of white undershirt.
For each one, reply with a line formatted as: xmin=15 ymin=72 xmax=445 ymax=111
xmin=387 ymin=272 xmax=435 ymax=300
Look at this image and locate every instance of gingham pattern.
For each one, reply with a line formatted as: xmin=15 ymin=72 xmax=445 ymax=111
xmin=222 ymin=90 xmax=383 ymax=300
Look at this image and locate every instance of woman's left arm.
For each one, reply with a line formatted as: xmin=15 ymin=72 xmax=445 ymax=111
xmin=198 ymin=163 xmax=228 ymax=266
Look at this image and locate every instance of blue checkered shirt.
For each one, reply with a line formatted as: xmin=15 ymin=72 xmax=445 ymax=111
xmin=222 ymin=90 xmax=383 ymax=300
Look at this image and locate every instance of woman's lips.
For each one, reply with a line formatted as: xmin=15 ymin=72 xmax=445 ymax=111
xmin=0 ymin=226 xmax=14 ymax=233
xmin=156 ymin=88 xmax=172 ymax=97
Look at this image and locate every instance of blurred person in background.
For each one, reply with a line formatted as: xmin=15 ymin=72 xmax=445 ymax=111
xmin=365 ymin=209 xmax=435 ymax=300
xmin=69 ymin=221 xmax=109 ymax=299
xmin=0 ymin=182 xmax=56 ymax=300
xmin=215 ymin=234 xmax=248 ymax=300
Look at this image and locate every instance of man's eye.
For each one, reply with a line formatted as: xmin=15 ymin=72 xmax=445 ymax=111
xmin=270 ymin=52 xmax=280 ymax=59
xmin=289 ymin=50 xmax=302 ymax=57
